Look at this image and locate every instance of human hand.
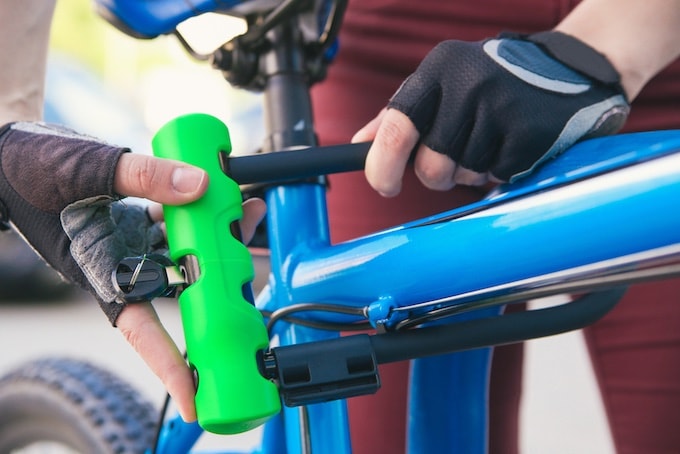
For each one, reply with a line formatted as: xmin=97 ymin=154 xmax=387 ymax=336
xmin=355 ymin=31 xmax=630 ymax=197
xmin=0 ymin=122 xmax=264 ymax=421
xmin=114 ymin=193 xmax=265 ymax=422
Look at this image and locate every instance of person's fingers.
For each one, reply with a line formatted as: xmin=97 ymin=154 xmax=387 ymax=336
xmin=452 ymin=166 xmax=489 ymax=186
xmin=351 ymin=109 xmax=387 ymax=143
xmin=114 ymin=154 xmax=209 ymax=205
xmin=488 ymin=173 xmax=504 ymax=184
xmin=147 ymin=198 xmax=265 ymax=245
xmin=364 ymin=109 xmax=420 ymax=197
xmin=240 ymin=198 xmax=266 ymax=244
xmin=116 ymin=303 xmax=197 ymax=422
xmin=147 ymin=203 xmax=164 ymax=222
xmin=413 ymin=145 xmax=457 ymax=191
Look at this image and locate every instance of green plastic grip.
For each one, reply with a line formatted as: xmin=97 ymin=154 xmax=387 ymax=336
xmin=151 ymin=113 xmax=280 ymax=434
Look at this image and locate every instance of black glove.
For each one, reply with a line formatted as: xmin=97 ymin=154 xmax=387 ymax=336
xmin=0 ymin=122 xmax=165 ymax=324
xmin=387 ymin=31 xmax=630 ymax=182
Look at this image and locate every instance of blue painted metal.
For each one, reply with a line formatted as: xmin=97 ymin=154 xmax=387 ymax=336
xmin=485 ymin=129 xmax=680 ymax=206
xmin=409 ymin=341 xmax=495 ymax=453
xmin=259 ymin=411 xmax=286 ymax=454
xmin=94 ymin=0 xmax=244 ymax=37
xmin=154 ymin=416 xmax=204 ymax=454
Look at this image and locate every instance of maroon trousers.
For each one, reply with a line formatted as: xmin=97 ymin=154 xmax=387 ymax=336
xmin=311 ymin=1 xmax=680 ymax=452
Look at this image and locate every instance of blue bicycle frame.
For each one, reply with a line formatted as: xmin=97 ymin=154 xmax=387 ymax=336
xmin=94 ymin=0 xmax=680 ymax=452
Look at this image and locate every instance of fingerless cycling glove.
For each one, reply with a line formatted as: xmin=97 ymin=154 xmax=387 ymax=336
xmin=388 ymin=31 xmax=630 ymax=182
xmin=0 ymin=122 xmax=164 ymax=324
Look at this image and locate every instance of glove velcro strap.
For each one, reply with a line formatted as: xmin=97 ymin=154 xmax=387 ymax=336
xmin=523 ymin=31 xmax=622 ymax=87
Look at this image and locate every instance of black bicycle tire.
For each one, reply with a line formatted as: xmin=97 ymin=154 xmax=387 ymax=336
xmin=0 ymin=357 xmax=158 ymax=453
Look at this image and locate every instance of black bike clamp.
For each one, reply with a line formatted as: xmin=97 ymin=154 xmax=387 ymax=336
xmin=261 ymin=334 xmax=380 ymax=407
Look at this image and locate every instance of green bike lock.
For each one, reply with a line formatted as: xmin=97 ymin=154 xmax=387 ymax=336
xmin=151 ymin=113 xmax=280 ymax=434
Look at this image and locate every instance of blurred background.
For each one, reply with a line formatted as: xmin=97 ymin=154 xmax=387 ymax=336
xmin=0 ymin=1 xmax=614 ymax=452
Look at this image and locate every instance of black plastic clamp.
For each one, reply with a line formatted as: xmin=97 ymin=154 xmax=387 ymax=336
xmin=265 ymin=334 xmax=380 ymax=407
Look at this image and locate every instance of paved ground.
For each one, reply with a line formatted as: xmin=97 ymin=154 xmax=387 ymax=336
xmin=0 ymin=289 xmax=614 ymax=453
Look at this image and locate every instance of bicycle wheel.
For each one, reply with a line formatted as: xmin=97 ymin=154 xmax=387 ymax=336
xmin=0 ymin=357 xmax=158 ymax=453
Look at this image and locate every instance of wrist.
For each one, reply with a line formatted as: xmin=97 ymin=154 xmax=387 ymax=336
xmin=552 ymin=26 xmax=644 ymax=100
xmin=554 ymin=0 xmax=680 ymax=101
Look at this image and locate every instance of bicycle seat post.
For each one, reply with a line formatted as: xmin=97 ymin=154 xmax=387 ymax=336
xmin=253 ymin=16 xmax=333 ymax=273
xmin=261 ymin=22 xmax=318 ymax=152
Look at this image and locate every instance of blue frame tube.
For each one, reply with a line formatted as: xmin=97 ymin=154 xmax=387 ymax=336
xmin=408 ymin=346 xmax=493 ymax=453
xmin=284 ymin=152 xmax=680 ymax=316
xmin=258 ymin=182 xmax=352 ymax=454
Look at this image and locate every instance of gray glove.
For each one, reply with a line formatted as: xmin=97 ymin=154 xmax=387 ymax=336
xmin=0 ymin=122 xmax=165 ymax=324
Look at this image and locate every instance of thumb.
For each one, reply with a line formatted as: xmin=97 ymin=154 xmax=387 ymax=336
xmin=114 ymin=153 xmax=208 ymax=205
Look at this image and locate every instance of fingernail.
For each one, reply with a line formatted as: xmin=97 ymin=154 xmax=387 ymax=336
xmin=172 ymin=167 xmax=206 ymax=194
